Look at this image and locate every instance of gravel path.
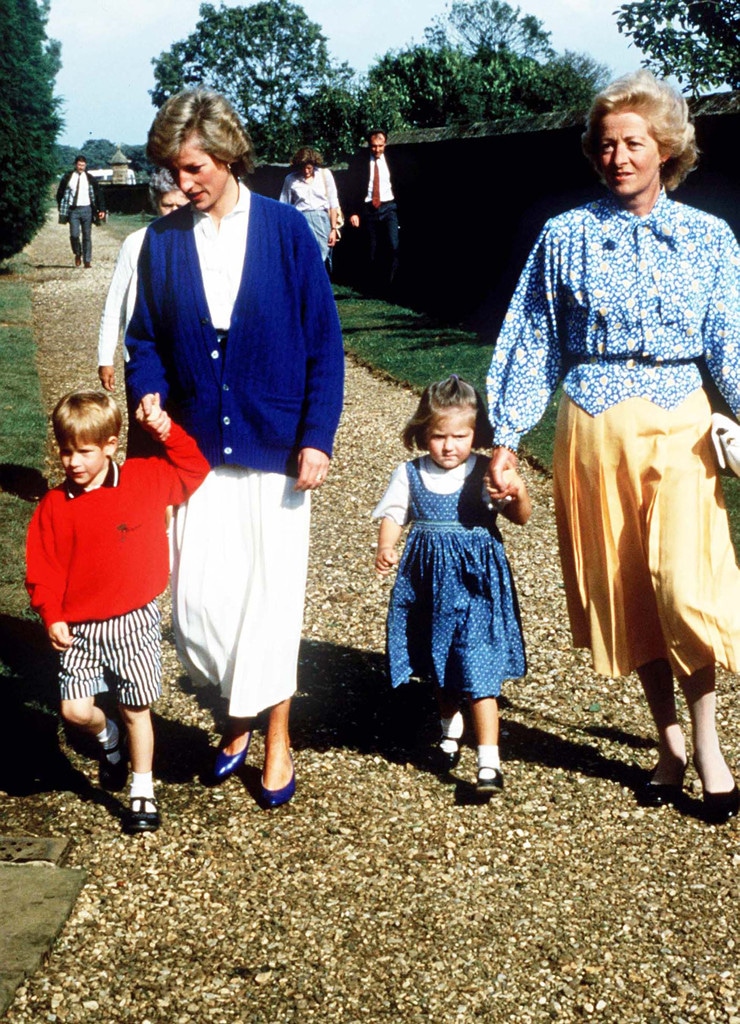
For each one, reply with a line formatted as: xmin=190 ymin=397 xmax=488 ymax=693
xmin=2 ymin=213 xmax=739 ymax=1024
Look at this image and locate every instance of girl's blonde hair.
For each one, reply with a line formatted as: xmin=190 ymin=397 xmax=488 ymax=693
xmin=52 ymin=391 xmax=122 ymax=447
xmin=582 ymin=69 xmax=698 ymax=191
xmin=147 ymin=89 xmax=254 ymax=179
xmin=402 ymin=375 xmax=493 ymax=452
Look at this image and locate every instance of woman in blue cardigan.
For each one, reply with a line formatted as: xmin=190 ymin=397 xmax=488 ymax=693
xmin=125 ymin=90 xmax=344 ymax=808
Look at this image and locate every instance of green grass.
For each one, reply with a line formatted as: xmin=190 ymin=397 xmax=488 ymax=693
xmin=0 ymin=260 xmax=48 ymax=620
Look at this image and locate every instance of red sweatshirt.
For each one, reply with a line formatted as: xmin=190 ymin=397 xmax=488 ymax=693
xmin=26 ymin=422 xmax=209 ymax=628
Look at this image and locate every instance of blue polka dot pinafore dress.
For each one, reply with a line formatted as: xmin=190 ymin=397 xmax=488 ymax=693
xmin=387 ymin=455 xmax=526 ymax=698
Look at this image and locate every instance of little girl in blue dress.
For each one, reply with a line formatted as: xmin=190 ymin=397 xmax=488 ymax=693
xmin=373 ymin=375 xmax=530 ymax=794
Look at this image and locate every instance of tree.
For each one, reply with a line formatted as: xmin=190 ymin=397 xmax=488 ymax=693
xmin=361 ymin=3 xmax=609 ymax=135
xmin=151 ymin=0 xmax=354 ymax=161
xmin=294 ymin=77 xmax=364 ymax=163
xmin=0 ymin=0 xmax=61 ymax=261
xmin=425 ymin=0 xmax=554 ymax=60
xmin=616 ymin=0 xmax=740 ymax=92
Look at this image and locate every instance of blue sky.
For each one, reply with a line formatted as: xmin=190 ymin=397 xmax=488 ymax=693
xmin=48 ymin=0 xmax=647 ymax=147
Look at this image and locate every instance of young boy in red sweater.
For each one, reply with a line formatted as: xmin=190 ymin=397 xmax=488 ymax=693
xmin=26 ymin=390 xmax=209 ymax=834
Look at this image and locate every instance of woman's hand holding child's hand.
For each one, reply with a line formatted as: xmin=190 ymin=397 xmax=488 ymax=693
xmin=137 ymin=393 xmax=171 ymax=442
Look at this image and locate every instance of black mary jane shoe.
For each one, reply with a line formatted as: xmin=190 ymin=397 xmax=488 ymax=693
xmin=703 ymin=783 xmax=740 ymax=825
xmin=99 ymin=735 xmax=128 ymax=792
xmin=431 ymin=740 xmax=461 ymax=774
xmin=476 ymin=767 xmax=504 ymax=795
xmin=123 ymin=797 xmax=160 ymax=834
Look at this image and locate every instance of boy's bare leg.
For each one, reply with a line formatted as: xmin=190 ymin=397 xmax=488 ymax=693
xmin=60 ymin=696 xmax=107 ymax=737
xmin=119 ymin=704 xmax=154 ymax=774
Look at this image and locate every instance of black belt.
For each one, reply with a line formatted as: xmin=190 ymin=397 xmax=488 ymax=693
xmin=563 ymin=352 xmax=698 ymax=370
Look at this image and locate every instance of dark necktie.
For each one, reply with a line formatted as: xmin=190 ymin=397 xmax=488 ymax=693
xmin=372 ymin=160 xmax=380 ymax=209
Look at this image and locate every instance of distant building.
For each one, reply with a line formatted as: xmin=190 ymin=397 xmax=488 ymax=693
xmin=110 ymin=146 xmax=135 ymax=185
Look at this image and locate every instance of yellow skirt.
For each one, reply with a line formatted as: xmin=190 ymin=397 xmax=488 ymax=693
xmin=553 ymin=390 xmax=740 ymax=678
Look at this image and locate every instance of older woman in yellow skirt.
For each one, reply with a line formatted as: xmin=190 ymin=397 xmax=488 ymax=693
xmin=487 ymin=70 xmax=740 ymax=823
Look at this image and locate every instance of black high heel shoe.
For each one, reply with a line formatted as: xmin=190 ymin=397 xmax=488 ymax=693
xmin=636 ymin=764 xmax=686 ymax=808
xmin=692 ymin=755 xmax=739 ymax=824
xmin=702 ymin=784 xmax=740 ymax=824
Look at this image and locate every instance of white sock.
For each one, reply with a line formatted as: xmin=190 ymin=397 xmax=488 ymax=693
xmin=96 ymin=719 xmax=120 ymax=762
xmin=477 ymin=745 xmax=501 ymax=772
xmin=130 ymin=772 xmax=154 ymax=801
xmin=440 ymin=712 xmax=462 ymax=745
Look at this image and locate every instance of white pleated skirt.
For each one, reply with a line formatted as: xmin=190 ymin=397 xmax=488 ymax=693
xmin=170 ymin=466 xmax=310 ymax=717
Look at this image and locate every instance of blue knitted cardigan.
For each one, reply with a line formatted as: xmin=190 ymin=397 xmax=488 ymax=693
xmin=125 ymin=192 xmax=344 ymax=475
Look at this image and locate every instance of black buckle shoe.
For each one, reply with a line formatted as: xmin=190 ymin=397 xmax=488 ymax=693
xmin=123 ymin=797 xmax=160 ymax=834
xmin=99 ymin=736 xmax=128 ymax=791
xmin=476 ymin=767 xmax=504 ymax=795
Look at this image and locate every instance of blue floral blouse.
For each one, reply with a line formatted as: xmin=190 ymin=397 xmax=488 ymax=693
xmin=486 ymin=191 xmax=740 ymax=451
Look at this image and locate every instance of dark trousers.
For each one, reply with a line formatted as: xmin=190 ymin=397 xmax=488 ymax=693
xmin=364 ymin=201 xmax=399 ymax=295
xmin=69 ymin=206 xmax=93 ymax=263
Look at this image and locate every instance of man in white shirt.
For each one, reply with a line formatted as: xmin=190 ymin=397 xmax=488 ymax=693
xmin=56 ymin=155 xmax=106 ymax=268
xmin=349 ymin=129 xmax=400 ymax=296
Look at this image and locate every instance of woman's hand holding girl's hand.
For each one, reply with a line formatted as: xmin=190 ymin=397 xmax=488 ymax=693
xmin=295 ymin=447 xmax=330 ymax=491
xmin=486 ymin=446 xmax=519 ymax=501
xmin=136 ymin=392 xmax=171 ymax=442
xmin=375 ymin=546 xmax=400 ymax=576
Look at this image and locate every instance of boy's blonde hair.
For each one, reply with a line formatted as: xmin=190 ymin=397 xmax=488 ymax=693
xmin=52 ymin=391 xmax=122 ymax=447
xmin=402 ymin=375 xmax=494 ymax=452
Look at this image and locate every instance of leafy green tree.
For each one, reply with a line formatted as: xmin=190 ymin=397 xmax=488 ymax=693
xmin=362 ymin=4 xmax=609 ymax=134
xmin=294 ymin=77 xmax=364 ymax=163
xmin=425 ymin=0 xmax=553 ymax=60
xmin=616 ymin=0 xmax=740 ymax=92
xmin=151 ymin=0 xmax=354 ymax=162
xmin=0 ymin=0 xmax=61 ymax=261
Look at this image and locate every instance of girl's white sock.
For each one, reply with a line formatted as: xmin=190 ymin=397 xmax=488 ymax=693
xmin=477 ymin=744 xmax=501 ymax=771
xmin=440 ymin=711 xmax=464 ymax=753
xmin=96 ymin=718 xmax=121 ymax=762
xmin=130 ymin=772 xmax=155 ymax=801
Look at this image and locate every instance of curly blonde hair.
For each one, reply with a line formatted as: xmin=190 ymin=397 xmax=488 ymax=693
xmin=147 ymin=89 xmax=254 ymax=178
xmin=582 ymin=69 xmax=698 ymax=191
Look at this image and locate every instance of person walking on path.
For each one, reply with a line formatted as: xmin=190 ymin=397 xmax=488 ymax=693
xmin=487 ymin=69 xmax=740 ymax=823
xmin=56 ymin=155 xmax=106 ymax=268
xmin=25 ymin=391 xmax=209 ymax=833
xmin=279 ymin=147 xmax=340 ymax=269
xmin=125 ymin=89 xmax=344 ymax=809
xmin=374 ymin=375 xmax=530 ymax=795
xmin=348 ymin=129 xmax=400 ymax=297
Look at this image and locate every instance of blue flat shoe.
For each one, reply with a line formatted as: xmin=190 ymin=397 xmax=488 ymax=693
xmin=213 ymin=733 xmax=251 ymax=783
xmin=260 ymin=756 xmax=295 ymax=808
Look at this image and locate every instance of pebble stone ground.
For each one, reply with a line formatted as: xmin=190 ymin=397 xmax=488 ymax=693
xmin=1 ymin=213 xmax=739 ymax=1023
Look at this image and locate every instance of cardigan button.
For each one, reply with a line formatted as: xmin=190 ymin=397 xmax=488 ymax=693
xmin=222 ymin=383 xmax=230 ymax=391
xmin=223 ymin=416 xmax=230 ymax=425
xmin=224 ymin=447 xmax=233 ymax=455
xmin=211 ymin=350 xmax=219 ymax=359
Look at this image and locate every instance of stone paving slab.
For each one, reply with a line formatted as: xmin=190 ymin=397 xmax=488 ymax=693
xmin=0 ymin=838 xmax=85 ymax=1015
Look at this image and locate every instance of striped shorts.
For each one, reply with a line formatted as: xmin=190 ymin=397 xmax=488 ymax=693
xmin=59 ymin=601 xmax=162 ymax=707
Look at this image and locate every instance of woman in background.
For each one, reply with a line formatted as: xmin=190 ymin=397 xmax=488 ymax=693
xmin=279 ymin=146 xmax=339 ymax=266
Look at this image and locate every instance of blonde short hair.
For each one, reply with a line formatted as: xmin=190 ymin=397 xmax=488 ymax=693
xmin=147 ymin=89 xmax=254 ymax=178
xmin=52 ymin=391 xmax=122 ymax=447
xmin=582 ymin=69 xmax=698 ymax=191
